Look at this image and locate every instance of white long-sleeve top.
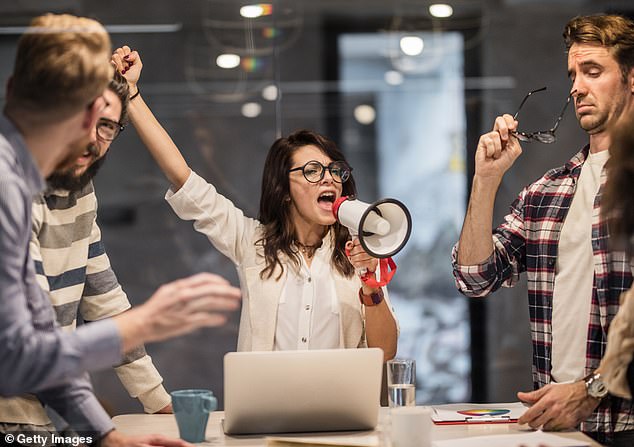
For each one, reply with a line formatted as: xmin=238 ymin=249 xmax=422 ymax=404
xmin=165 ymin=170 xmax=398 ymax=351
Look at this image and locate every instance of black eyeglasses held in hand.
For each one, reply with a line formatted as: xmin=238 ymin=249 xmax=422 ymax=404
xmin=96 ymin=117 xmax=125 ymax=142
xmin=288 ymin=160 xmax=352 ymax=183
xmin=512 ymin=87 xmax=575 ymax=144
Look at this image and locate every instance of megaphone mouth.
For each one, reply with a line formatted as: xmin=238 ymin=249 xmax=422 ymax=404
xmin=358 ymin=198 xmax=412 ymax=259
xmin=332 ymin=196 xmax=412 ymax=259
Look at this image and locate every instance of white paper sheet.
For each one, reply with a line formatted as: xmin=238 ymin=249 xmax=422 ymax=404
xmin=266 ymin=434 xmax=380 ymax=447
xmin=432 ymin=430 xmax=590 ymax=447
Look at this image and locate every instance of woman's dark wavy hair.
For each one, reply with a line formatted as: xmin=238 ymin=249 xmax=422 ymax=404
xmin=603 ymin=120 xmax=634 ymax=253
xmin=257 ymin=129 xmax=357 ymax=280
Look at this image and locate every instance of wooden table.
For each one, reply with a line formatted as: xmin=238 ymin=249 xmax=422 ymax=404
xmin=113 ymin=408 xmax=601 ymax=446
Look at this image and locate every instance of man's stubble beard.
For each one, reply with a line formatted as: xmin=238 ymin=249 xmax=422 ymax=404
xmin=579 ymin=114 xmax=606 ymax=135
xmin=47 ymin=143 xmax=106 ymax=192
xmin=55 ymin=133 xmax=94 ymax=172
xmin=578 ymin=81 xmax=629 ymax=136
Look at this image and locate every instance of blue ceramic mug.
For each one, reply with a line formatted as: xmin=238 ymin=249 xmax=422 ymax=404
xmin=171 ymin=389 xmax=217 ymax=443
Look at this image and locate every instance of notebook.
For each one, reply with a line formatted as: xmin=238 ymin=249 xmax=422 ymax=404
xmin=223 ymin=348 xmax=383 ymax=435
xmin=431 ymin=402 xmax=528 ymax=425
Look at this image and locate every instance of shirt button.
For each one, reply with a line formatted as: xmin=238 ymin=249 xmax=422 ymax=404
xmin=307 ymin=277 xmax=312 ymax=283
xmin=301 ymin=337 xmax=307 ymax=343
xmin=305 ymin=305 xmax=311 ymax=310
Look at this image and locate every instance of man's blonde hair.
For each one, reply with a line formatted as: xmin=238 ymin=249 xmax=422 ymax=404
xmin=6 ymin=13 xmax=112 ymax=121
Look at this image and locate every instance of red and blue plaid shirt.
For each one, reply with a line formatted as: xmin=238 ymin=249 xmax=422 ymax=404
xmin=452 ymin=146 xmax=633 ymax=435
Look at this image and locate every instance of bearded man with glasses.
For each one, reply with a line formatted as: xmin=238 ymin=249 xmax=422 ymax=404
xmin=452 ymin=14 xmax=634 ymax=446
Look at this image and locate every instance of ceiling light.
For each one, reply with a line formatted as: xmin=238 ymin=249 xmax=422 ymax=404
xmin=429 ymin=4 xmax=454 ymax=18
xmin=242 ymin=102 xmax=262 ymax=118
xmin=384 ymin=70 xmax=404 ymax=86
xmin=262 ymin=84 xmax=278 ymax=101
xmin=216 ymin=53 xmax=240 ymax=69
xmin=240 ymin=4 xmax=273 ymax=18
xmin=240 ymin=5 xmax=264 ymax=18
xmin=354 ymin=105 xmax=376 ymax=125
xmin=400 ymin=36 xmax=424 ymax=56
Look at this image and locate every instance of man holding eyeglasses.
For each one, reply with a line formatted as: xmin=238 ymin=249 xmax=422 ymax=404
xmin=452 ymin=14 xmax=634 ymax=446
xmin=0 ymin=72 xmax=176 ymax=437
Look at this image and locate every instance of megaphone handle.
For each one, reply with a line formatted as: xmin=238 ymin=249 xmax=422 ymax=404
xmin=360 ymin=258 xmax=396 ymax=288
xmin=345 ymin=230 xmax=369 ymax=276
xmin=360 ymin=269 xmax=376 ymax=285
xmin=345 ymin=245 xmax=369 ymax=277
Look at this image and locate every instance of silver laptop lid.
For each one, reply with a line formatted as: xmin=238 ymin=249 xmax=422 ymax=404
xmin=223 ymin=348 xmax=383 ymax=435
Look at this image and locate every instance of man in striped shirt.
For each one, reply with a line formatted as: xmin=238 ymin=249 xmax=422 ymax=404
xmin=0 ymin=72 xmax=174 ymax=437
xmin=452 ymin=14 xmax=634 ymax=446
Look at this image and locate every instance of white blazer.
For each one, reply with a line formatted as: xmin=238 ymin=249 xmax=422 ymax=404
xmin=165 ymin=170 xmax=397 ymax=351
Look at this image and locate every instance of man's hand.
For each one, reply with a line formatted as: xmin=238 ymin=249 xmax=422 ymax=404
xmin=517 ymin=382 xmax=600 ymax=431
xmin=115 ymin=272 xmax=241 ymax=353
xmin=112 ymin=46 xmax=143 ymax=91
xmin=474 ymin=114 xmax=523 ymax=182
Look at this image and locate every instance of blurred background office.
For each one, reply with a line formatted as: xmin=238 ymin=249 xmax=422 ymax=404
xmin=0 ymin=0 xmax=631 ymax=414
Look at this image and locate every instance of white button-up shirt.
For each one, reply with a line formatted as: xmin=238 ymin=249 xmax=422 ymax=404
xmin=274 ymin=244 xmax=341 ymax=350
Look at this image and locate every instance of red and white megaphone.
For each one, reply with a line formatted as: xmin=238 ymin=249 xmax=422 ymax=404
xmin=332 ymin=196 xmax=412 ymax=259
xmin=332 ymin=196 xmax=412 ymax=287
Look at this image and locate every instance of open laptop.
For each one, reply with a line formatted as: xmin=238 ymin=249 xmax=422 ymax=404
xmin=223 ymin=348 xmax=383 ymax=435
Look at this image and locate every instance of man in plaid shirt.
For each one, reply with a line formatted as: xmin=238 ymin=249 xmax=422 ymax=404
xmin=452 ymin=14 xmax=634 ymax=446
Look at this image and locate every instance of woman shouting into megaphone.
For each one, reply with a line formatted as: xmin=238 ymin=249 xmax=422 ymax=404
xmin=112 ymin=46 xmax=397 ymax=359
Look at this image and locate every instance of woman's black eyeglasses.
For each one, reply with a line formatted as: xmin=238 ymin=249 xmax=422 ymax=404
xmin=288 ymin=160 xmax=352 ymax=183
xmin=97 ymin=117 xmax=125 ymax=142
xmin=512 ymin=87 xmax=575 ymax=144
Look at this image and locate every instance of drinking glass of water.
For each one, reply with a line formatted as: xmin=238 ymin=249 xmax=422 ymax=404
xmin=387 ymin=358 xmax=416 ymax=407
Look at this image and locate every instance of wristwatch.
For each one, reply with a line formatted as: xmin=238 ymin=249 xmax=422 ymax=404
xmin=583 ymin=372 xmax=608 ymax=399
xmin=358 ymin=287 xmax=384 ymax=306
